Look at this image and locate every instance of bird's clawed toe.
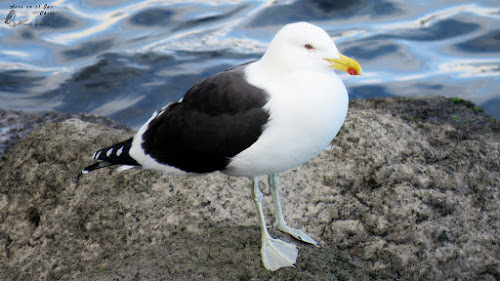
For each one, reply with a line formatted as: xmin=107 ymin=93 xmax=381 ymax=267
xmin=277 ymin=224 xmax=319 ymax=247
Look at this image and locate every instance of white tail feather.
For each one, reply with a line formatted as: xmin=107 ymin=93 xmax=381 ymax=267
xmin=116 ymin=165 xmax=136 ymax=173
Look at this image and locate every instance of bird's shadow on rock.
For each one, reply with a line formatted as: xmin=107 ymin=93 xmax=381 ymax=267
xmin=78 ymin=225 xmax=389 ymax=281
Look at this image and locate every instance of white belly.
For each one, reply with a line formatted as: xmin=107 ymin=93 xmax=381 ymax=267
xmin=223 ymin=68 xmax=348 ymax=177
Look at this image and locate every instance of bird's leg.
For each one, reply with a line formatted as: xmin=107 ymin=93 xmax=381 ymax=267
xmin=251 ymin=177 xmax=298 ymax=271
xmin=268 ymin=174 xmax=319 ymax=246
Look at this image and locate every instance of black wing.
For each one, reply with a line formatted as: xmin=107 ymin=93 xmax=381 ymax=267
xmin=141 ymin=64 xmax=270 ymax=173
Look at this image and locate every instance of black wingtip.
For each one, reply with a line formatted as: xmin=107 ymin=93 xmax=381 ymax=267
xmin=81 ymin=161 xmax=113 ymax=174
xmin=83 ymin=138 xmax=139 ymax=174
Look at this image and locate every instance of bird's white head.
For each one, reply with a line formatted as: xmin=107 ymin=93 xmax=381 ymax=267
xmin=260 ymin=22 xmax=362 ymax=75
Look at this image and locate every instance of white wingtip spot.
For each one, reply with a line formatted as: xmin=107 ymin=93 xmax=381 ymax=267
xmin=116 ymin=146 xmax=124 ymax=157
xmin=82 ymin=169 xmax=89 ymax=174
xmin=106 ymin=148 xmax=113 ymax=157
xmin=93 ymin=151 xmax=101 ymax=160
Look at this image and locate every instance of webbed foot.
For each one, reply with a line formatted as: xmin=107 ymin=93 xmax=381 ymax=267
xmin=261 ymin=237 xmax=298 ymax=271
xmin=276 ymin=224 xmax=318 ymax=246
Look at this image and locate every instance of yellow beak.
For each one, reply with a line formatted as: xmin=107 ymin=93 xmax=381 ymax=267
xmin=325 ymin=53 xmax=362 ymax=75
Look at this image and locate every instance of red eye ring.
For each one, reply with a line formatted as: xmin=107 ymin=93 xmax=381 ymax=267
xmin=304 ymin=44 xmax=314 ymax=50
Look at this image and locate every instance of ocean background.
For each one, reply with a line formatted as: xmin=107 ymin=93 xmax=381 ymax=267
xmin=1 ymin=0 xmax=499 ymax=129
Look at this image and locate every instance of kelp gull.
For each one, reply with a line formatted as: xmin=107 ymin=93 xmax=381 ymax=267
xmin=82 ymin=21 xmax=362 ymax=271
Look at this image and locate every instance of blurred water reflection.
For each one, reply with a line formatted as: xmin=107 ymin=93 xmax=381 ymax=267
xmin=1 ymin=0 xmax=499 ymax=127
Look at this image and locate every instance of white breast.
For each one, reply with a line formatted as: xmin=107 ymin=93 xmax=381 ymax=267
xmin=223 ymin=61 xmax=348 ymax=177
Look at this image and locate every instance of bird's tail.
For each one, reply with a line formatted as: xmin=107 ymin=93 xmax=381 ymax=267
xmin=82 ymin=138 xmax=139 ymax=174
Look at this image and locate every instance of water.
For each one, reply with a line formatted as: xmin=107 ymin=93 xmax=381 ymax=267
xmin=1 ymin=0 xmax=499 ymax=128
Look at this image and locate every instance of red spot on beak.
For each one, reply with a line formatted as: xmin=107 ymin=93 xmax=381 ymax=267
xmin=347 ymin=68 xmax=358 ymax=75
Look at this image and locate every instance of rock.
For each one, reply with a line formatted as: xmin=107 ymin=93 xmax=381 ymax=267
xmin=0 ymin=109 xmax=128 ymax=159
xmin=0 ymin=96 xmax=499 ymax=280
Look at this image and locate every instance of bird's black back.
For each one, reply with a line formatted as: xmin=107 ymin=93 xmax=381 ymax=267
xmin=141 ymin=64 xmax=270 ymax=173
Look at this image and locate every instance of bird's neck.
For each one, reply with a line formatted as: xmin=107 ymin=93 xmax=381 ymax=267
xmin=258 ymin=50 xmax=293 ymax=77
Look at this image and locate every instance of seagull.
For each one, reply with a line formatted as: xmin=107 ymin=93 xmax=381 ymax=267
xmin=82 ymin=22 xmax=361 ymax=271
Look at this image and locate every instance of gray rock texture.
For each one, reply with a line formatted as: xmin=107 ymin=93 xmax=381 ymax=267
xmin=0 ymin=109 xmax=128 ymax=159
xmin=0 ymin=97 xmax=499 ymax=280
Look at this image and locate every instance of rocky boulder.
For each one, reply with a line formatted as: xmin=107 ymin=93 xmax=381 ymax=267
xmin=0 ymin=97 xmax=498 ymax=280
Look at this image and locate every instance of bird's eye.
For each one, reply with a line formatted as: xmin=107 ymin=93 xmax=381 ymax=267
xmin=304 ymin=44 xmax=314 ymax=50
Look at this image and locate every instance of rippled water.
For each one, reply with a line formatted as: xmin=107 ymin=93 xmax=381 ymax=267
xmin=1 ymin=0 xmax=499 ymax=128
